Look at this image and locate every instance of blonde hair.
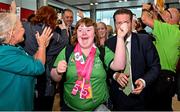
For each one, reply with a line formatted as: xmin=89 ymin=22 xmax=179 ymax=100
xmin=0 ymin=13 xmax=17 ymax=43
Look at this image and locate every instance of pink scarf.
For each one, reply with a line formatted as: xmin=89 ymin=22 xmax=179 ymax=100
xmin=71 ymin=43 xmax=96 ymax=99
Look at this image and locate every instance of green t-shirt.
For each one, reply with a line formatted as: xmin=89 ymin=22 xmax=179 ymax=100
xmin=153 ymin=20 xmax=180 ymax=72
xmin=54 ymin=46 xmax=114 ymax=110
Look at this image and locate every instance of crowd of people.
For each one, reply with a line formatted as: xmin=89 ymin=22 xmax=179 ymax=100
xmin=0 ymin=1 xmax=179 ymax=111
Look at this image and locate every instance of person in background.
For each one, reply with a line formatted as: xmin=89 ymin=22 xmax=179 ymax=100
xmin=106 ymin=25 xmax=114 ymax=38
xmin=136 ymin=18 xmax=155 ymax=41
xmin=0 ymin=12 xmax=52 ymax=111
xmin=27 ymin=13 xmax=35 ymax=22
xmin=141 ymin=3 xmax=180 ymax=111
xmin=97 ymin=22 xmax=108 ymax=46
xmin=22 ymin=6 xmax=68 ymax=111
xmin=131 ymin=14 xmax=138 ymax=33
xmin=50 ymin=17 xmax=126 ymax=111
xmin=136 ymin=18 xmax=148 ymax=34
xmin=106 ymin=8 xmax=160 ymax=111
xmin=62 ymin=8 xmax=75 ymax=42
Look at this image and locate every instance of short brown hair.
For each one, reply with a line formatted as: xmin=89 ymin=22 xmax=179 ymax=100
xmin=113 ymin=8 xmax=133 ymax=23
xmin=70 ymin=17 xmax=100 ymax=46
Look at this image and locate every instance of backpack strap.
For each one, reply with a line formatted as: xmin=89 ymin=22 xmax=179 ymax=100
xmin=65 ymin=44 xmax=74 ymax=63
xmin=98 ymin=46 xmax=106 ymax=69
xmin=61 ymin=44 xmax=74 ymax=82
xmin=59 ymin=44 xmax=74 ymax=106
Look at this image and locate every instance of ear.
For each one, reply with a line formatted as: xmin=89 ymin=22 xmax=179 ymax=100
xmin=9 ymin=29 xmax=16 ymax=38
xmin=7 ymin=28 xmax=16 ymax=43
xmin=7 ymin=29 xmax=13 ymax=38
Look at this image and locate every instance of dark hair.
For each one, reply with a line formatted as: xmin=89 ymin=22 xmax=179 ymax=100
xmin=30 ymin=6 xmax=57 ymax=30
xmin=113 ymin=8 xmax=133 ymax=22
xmin=27 ymin=13 xmax=35 ymax=22
xmin=62 ymin=8 xmax=73 ymax=16
xmin=70 ymin=17 xmax=100 ymax=46
xmin=137 ymin=18 xmax=146 ymax=29
xmin=147 ymin=3 xmax=154 ymax=11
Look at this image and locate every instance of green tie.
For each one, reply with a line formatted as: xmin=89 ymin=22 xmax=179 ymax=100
xmin=123 ymin=41 xmax=133 ymax=96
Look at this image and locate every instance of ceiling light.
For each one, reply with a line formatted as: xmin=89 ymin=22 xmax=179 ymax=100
xmin=94 ymin=2 xmax=98 ymax=5
xmin=118 ymin=0 xmax=122 ymax=2
xmin=90 ymin=3 xmax=93 ymax=5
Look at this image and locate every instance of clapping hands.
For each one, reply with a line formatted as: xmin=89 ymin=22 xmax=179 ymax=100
xmin=35 ymin=27 xmax=53 ymax=48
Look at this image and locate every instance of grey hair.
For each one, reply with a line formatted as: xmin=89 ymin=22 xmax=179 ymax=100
xmin=0 ymin=13 xmax=17 ymax=43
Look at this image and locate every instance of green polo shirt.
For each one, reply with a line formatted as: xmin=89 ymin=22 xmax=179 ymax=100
xmin=54 ymin=46 xmax=114 ymax=110
xmin=153 ymin=20 xmax=180 ymax=72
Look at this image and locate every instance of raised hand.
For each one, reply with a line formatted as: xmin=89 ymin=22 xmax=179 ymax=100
xmin=59 ymin=19 xmax=67 ymax=30
xmin=77 ymin=10 xmax=84 ymax=18
xmin=10 ymin=0 xmax=16 ymax=13
xmin=117 ymin=22 xmax=128 ymax=39
xmin=35 ymin=27 xmax=53 ymax=48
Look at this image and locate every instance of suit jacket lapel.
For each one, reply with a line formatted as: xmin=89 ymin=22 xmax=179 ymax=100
xmin=131 ymin=33 xmax=139 ymax=81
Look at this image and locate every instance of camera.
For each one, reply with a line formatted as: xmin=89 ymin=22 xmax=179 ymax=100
xmin=57 ymin=19 xmax=62 ymax=24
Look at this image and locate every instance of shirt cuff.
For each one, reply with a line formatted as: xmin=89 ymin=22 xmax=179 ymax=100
xmin=138 ymin=78 xmax=146 ymax=87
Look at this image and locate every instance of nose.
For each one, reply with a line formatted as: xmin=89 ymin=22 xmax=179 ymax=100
xmin=82 ymin=30 xmax=87 ymax=35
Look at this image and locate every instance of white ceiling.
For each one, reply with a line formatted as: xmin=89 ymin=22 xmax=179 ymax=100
xmin=55 ymin=0 xmax=179 ymax=11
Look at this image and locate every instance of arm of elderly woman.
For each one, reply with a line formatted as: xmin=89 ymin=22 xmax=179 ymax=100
xmin=34 ymin=27 xmax=53 ymax=64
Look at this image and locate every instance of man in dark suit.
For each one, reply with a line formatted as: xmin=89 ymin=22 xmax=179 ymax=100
xmin=62 ymin=9 xmax=74 ymax=42
xmin=56 ymin=8 xmax=74 ymax=45
xmin=106 ymin=8 xmax=160 ymax=111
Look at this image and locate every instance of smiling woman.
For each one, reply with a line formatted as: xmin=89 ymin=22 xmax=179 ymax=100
xmin=97 ymin=22 xmax=108 ymax=46
xmin=0 ymin=12 xmax=52 ymax=111
xmin=50 ymin=17 xmax=126 ymax=111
